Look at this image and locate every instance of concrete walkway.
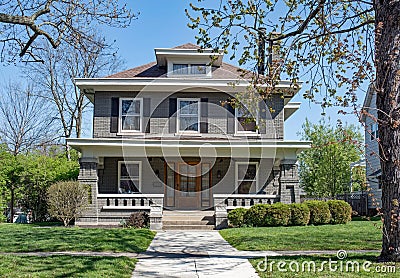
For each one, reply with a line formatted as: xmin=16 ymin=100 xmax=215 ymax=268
xmin=132 ymin=231 xmax=260 ymax=278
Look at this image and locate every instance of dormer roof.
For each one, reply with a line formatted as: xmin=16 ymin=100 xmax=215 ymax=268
xmin=106 ymin=61 xmax=247 ymax=79
xmin=154 ymin=43 xmax=224 ymax=67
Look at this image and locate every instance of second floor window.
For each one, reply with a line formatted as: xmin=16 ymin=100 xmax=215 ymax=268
xmin=371 ymin=123 xmax=379 ymax=140
xmin=178 ymin=98 xmax=200 ymax=132
xmin=119 ymin=98 xmax=142 ymax=132
xmin=236 ymin=105 xmax=257 ymax=133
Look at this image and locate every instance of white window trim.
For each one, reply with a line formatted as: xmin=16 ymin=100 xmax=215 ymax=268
xmin=235 ymin=162 xmax=259 ymax=194
xmin=235 ymin=106 xmax=259 ymax=135
xmin=118 ymin=161 xmax=142 ymax=193
xmin=177 ymin=98 xmax=201 ymax=134
xmin=119 ymin=98 xmax=143 ymax=133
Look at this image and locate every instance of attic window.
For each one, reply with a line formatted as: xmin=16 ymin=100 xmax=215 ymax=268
xmin=172 ymin=63 xmax=208 ymax=75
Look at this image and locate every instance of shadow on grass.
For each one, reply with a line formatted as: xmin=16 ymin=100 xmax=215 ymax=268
xmin=0 ymin=224 xmax=155 ymax=253
xmin=0 ymin=255 xmax=136 ymax=278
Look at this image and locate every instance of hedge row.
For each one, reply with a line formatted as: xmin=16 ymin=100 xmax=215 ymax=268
xmin=227 ymin=200 xmax=352 ymax=228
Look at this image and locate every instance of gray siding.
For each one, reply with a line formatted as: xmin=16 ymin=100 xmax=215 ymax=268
xmin=364 ymin=92 xmax=382 ymax=208
xmin=93 ymin=91 xmax=285 ymax=139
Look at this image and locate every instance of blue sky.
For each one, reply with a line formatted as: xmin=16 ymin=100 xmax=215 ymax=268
xmin=0 ymin=0 xmax=365 ymax=140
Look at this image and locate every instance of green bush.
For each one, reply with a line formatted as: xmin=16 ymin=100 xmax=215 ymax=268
xmin=228 ymin=207 xmax=248 ymax=227
xmin=263 ymin=203 xmax=291 ymax=226
xmin=289 ymin=203 xmax=310 ymax=226
xmin=327 ymin=200 xmax=352 ymax=224
xmin=244 ymin=204 xmax=268 ymax=227
xmin=304 ymin=201 xmax=331 ymax=225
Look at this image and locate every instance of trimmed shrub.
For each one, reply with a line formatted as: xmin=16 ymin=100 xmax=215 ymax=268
xmin=304 ymin=201 xmax=331 ymax=225
xmin=327 ymin=200 xmax=352 ymax=224
xmin=244 ymin=204 xmax=268 ymax=227
xmin=289 ymin=203 xmax=310 ymax=226
xmin=47 ymin=181 xmax=89 ymax=226
xmin=263 ymin=203 xmax=291 ymax=226
xmin=126 ymin=211 xmax=149 ymax=228
xmin=228 ymin=207 xmax=248 ymax=227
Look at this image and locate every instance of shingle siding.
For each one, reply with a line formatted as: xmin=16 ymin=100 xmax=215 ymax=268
xmin=93 ymin=91 xmax=285 ymax=139
xmin=364 ymin=91 xmax=381 ymax=208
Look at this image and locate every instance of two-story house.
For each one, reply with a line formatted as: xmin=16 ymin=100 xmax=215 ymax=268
xmin=68 ymin=43 xmax=310 ymax=229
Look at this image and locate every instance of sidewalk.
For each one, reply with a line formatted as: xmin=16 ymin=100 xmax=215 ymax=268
xmin=132 ymin=231 xmax=259 ymax=278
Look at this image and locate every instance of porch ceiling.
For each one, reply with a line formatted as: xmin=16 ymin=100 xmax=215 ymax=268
xmin=68 ymin=138 xmax=311 ymax=159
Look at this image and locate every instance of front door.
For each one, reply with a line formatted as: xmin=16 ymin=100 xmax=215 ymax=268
xmin=176 ymin=163 xmax=200 ymax=209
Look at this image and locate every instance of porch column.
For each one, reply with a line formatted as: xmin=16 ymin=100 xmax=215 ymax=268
xmin=279 ymin=159 xmax=300 ymax=204
xmin=77 ymin=157 xmax=98 ymax=225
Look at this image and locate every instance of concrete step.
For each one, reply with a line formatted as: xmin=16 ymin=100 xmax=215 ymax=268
xmin=163 ymin=224 xmax=215 ymax=230
xmin=162 ymin=215 xmax=214 ymax=221
xmin=162 ymin=220 xmax=213 ymax=226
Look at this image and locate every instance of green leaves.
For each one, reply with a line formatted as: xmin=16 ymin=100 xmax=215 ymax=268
xmin=298 ymin=118 xmax=363 ymax=197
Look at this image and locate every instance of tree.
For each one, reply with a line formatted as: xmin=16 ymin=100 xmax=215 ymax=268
xmin=47 ymin=181 xmax=89 ymax=226
xmin=187 ymin=0 xmax=400 ymax=261
xmin=298 ymin=119 xmax=363 ymax=197
xmin=19 ymin=150 xmax=79 ymax=222
xmin=23 ymin=34 xmax=123 ymax=158
xmin=0 ymin=0 xmax=136 ymax=62
xmin=0 ymin=82 xmax=57 ymax=155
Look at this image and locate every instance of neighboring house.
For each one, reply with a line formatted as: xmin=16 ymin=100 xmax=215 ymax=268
xmin=68 ymin=43 xmax=310 ymax=228
xmin=361 ymin=86 xmax=382 ymax=213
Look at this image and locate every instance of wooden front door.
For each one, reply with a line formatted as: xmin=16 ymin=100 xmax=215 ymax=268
xmin=176 ymin=163 xmax=201 ymax=209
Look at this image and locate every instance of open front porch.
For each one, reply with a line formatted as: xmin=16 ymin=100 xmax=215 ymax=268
xmin=69 ymin=138 xmax=309 ymax=229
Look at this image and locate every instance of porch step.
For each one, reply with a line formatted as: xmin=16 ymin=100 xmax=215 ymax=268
xmin=162 ymin=224 xmax=215 ymax=230
xmin=162 ymin=210 xmax=215 ymax=230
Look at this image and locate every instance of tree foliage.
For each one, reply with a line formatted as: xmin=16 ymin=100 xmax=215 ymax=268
xmin=0 ymin=145 xmax=79 ymax=222
xmin=298 ymin=119 xmax=363 ymax=197
xmin=186 ymin=0 xmax=374 ymax=106
xmin=0 ymin=0 xmax=136 ymax=62
xmin=47 ymin=181 xmax=89 ymax=227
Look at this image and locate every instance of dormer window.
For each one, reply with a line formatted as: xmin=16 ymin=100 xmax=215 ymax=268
xmin=172 ymin=63 xmax=209 ymax=76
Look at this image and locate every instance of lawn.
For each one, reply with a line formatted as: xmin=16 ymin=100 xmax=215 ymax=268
xmin=220 ymin=219 xmax=382 ymax=251
xmin=0 ymin=223 xmax=155 ymax=253
xmin=0 ymin=255 xmax=136 ymax=278
xmin=250 ymin=253 xmax=399 ymax=277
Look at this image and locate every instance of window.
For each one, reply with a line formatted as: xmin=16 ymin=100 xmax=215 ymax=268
xmin=119 ymin=98 xmax=142 ymax=132
xmin=172 ymin=63 xmax=208 ymax=75
xmin=118 ymin=161 xmax=141 ymax=193
xmin=173 ymin=64 xmax=189 ymax=75
xmin=236 ymin=105 xmax=258 ymax=133
xmin=191 ymin=64 xmax=207 ymax=75
xmin=177 ymin=98 xmax=200 ymax=132
xmin=235 ymin=162 xmax=258 ymax=194
xmin=371 ymin=123 xmax=379 ymax=140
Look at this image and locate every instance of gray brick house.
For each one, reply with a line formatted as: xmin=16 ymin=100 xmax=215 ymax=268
xmin=68 ymin=43 xmax=310 ymax=229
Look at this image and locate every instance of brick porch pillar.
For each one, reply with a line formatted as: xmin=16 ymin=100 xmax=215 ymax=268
xmin=76 ymin=157 xmax=98 ymax=225
xmin=279 ymin=160 xmax=300 ymax=204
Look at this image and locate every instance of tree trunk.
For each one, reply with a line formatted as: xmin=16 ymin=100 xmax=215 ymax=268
xmin=375 ymin=0 xmax=400 ymax=262
xmin=10 ymin=187 xmax=14 ymax=223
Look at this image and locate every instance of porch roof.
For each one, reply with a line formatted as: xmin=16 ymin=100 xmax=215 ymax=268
xmin=67 ymin=138 xmax=311 ymax=159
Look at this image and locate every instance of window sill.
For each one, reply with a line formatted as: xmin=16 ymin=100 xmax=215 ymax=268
xmin=175 ymin=132 xmax=202 ymax=137
xmin=117 ymin=132 xmax=145 ymax=136
xmin=234 ymin=133 xmax=261 ymax=137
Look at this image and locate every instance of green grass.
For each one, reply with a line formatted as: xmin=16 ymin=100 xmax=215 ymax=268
xmin=250 ymin=253 xmax=399 ymax=277
xmin=220 ymin=220 xmax=382 ymax=251
xmin=0 ymin=255 xmax=136 ymax=278
xmin=0 ymin=223 xmax=155 ymax=253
